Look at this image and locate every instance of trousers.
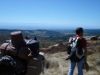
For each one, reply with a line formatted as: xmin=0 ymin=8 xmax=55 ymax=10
xmin=68 ymin=58 xmax=84 ymax=75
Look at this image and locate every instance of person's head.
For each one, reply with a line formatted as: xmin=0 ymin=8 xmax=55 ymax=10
xmin=75 ymin=27 xmax=84 ymax=36
xmin=10 ymin=31 xmax=26 ymax=48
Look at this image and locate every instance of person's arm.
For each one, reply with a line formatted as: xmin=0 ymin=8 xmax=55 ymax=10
xmin=83 ymin=39 xmax=87 ymax=63
xmin=84 ymin=47 xmax=87 ymax=63
xmin=66 ymin=37 xmax=72 ymax=60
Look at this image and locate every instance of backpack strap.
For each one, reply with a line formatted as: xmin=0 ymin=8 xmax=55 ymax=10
xmin=4 ymin=43 xmax=10 ymax=50
xmin=71 ymin=37 xmax=79 ymax=48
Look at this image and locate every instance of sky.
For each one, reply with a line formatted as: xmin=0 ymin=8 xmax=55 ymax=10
xmin=0 ymin=0 xmax=100 ymax=29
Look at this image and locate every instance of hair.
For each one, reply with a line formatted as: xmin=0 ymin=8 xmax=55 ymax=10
xmin=75 ymin=27 xmax=84 ymax=35
xmin=10 ymin=31 xmax=26 ymax=48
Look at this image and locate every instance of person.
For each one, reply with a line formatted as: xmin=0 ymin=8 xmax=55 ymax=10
xmin=67 ymin=27 xmax=87 ymax=75
xmin=10 ymin=31 xmax=29 ymax=75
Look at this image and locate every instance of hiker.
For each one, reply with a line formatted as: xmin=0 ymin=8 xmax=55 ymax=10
xmin=0 ymin=31 xmax=30 ymax=75
xmin=0 ymin=31 xmax=45 ymax=75
xmin=67 ymin=27 xmax=87 ymax=75
xmin=10 ymin=31 xmax=30 ymax=75
xmin=11 ymin=31 xmax=44 ymax=75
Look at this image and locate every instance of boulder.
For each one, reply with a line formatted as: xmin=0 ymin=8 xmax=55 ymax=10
xmin=90 ymin=36 xmax=98 ymax=40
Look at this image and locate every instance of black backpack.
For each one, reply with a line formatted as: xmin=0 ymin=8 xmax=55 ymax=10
xmin=0 ymin=54 xmax=28 ymax=75
xmin=0 ymin=55 xmax=16 ymax=75
xmin=67 ymin=37 xmax=84 ymax=62
xmin=26 ymin=39 xmax=39 ymax=57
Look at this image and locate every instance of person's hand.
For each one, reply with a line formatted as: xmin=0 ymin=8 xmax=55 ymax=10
xmin=83 ymin=62 xmax=89 ymax=72
xmin=65 ymin=55 xmax=71 ymax=60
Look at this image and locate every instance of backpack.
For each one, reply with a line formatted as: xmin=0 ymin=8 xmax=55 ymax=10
xmin=0 ymin=55 xmax=16 ymax=75
xmin=67 ymin=37 xmax=84 ymax=62
xmin=26 ymin=39 xmax=39 ymax=57
xmin=0 ymin=54 xmax=28 ymax=75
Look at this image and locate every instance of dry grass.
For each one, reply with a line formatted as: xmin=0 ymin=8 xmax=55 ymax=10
xmin=41 ymin=52 xmax=68 ymax=75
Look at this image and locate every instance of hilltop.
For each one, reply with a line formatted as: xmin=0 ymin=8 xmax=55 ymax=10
xmin=0 ymin=29 xmax=100 ymax=75
xmin=40 ymin=40 xmax=100 ymax=75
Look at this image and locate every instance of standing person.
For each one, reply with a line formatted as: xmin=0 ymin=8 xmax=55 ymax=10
xmin=67 ymin=27 xmax=87 ymax=75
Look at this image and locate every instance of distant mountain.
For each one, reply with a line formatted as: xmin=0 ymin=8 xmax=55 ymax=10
xmin=32 ymin=29 xmax=64 ymax=37
xmin=0 ymin=29 xmax=100 ymax=47
xmin=85 ymin=29 xmax=100 ymax=36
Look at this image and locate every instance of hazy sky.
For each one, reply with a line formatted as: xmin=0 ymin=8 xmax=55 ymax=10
xmin=0 ymin=0 xmax=100 ymax=29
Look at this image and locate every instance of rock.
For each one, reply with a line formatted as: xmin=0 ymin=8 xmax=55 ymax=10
xmin=90 ymin=36 xmax=98 ymax=40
